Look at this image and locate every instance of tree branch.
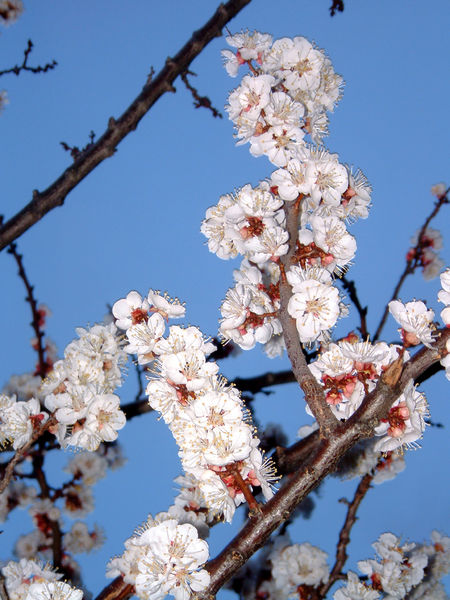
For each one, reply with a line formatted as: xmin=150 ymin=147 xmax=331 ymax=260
xmin=0 ymin=39 xmax=57 ymax=77
xmin=278 ymin=198 xmax=340 ymax=435
xmin=339 ymin=275 xmax=368 ymax=338
xmin=7 ymin=242 xmax=49 ymax=377
xmin=319 ymin=470 xmax=374 ymax=596
xmin=0 ymin=0 xmax=252 ymax=252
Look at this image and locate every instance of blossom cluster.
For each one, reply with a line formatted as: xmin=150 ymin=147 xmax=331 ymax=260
xmin=228 ymin=530 xmax=450 ymax=600
xmin=1 ymin=321 xmax=127 ymax=452
xmin=306 ymin=336 xmax=428 ymax=451
xmin=333 ymin=531 xmax=450 ymax=599
xmin=202 ymin=31 xmax=372 ymax=354
xmin=107 ymin=514 xmax=210 ymax=600
xmin=1 ymin=558 xmax=83 ymax=600
xmin=112 ymin=290 xmax=276 ymax=524
xmin=221 ymin=31 xmax=343 ymax=146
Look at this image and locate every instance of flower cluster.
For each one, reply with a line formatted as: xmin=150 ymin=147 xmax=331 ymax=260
xmin=1 ymin=558 xmax=83 ymax=600
xmin=222 ymin=31 xmax=343 ymax=146
xmin=41 ymin=322 xmax=127 ymax=450
xmin=113 ymin=289 xmax=276 ymax=523
xmin=202 ymin=32 xmax=371 ymax=354
xmin=306 ymin=336 xmax=428 ymax=450
xmin=333 ymin=531 xmax=450 ymax=599
xmin=388 ymin=299 xmax=435 ymax=348
xmin=355 ymin=533 xmax=430 ymax=598
xmin=107 ymin=514 xmax=210 ymax=600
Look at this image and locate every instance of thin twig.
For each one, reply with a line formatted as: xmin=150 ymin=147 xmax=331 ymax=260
xmin=0 ymin=0 xmax=252 ymax=252
xmin=181 ymin=69 xmax=222 ymax=118
xmin=319 ymin=471 xmax=374 ymax=596
xmin=33 ymin=451 xmax=63 ymax=570
xmin=0 ymin=39 xmax=57 ymax=77
xmin=7 ymin=242 xmax=49 ymax=377
xmin=340 ymin=275 xmax=368 ymax=338
xmin=373 ymin=190 xmax=449 ymax=341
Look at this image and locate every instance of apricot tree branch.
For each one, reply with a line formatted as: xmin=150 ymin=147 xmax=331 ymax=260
xmin=278 ymin=198 xmax=340 ymax=435
xmin=0 ymin=39 xmax=57 ymax=77
xmin=339 ymin=275 xmax=368 ymax=338
xmin=181 ymin=69 xmax=223 ymax=118
xmin=7 ymin=242 xmax=49 ymax=377
xmin=319 ymin=470 xmax=374 ymax=596
xmin=0 ymin=0 xmax=252 ymax=252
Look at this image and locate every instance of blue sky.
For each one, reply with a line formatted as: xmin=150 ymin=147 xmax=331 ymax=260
xmin=1 ymin=0 xmax=449 ymax=597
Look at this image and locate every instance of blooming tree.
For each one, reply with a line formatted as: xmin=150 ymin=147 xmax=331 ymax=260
xmin=0 ymin=2 xmax=449 ymax=600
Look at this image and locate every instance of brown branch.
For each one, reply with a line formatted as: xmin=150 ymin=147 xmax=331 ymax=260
xmin=373 ymin=190 xmax=449 ymax=341
xmin=273 ymin=429 xmax=321 ymax=475
xmin=181 ymin=69 xmax=223 ymax=118
xmin=0 ymin=416 xmax=56 ymax=495
xmin=278 ymin=198 xmax=340 ymax=436
xmin=319 ymin=471 xmax=374 ymax=596
xmin=0 ymin=39 xmax=57 ymax=77
xmin=0 ymin=0 xmax=252 ymax=252
xmin=7 ymin=242 xmax=49 ymax=377
xmin=0 ymin=574 xmax=9 ymax=600
xmin=33 ymin=452 xmax=63 ymax=570
xmin=340 ymin=275 xmax=368 ymax=338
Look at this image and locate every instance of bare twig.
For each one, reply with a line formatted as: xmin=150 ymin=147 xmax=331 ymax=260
xmin=340 ymin=275 xmax=368 ymax=338
xmin=33 ymin=452 xmax=63 ymax=570
xmin=181 ymin=69 xmax=222 ymax=118
xmin=319 ymin=471 xmax=374 ymax=596
xmin=0 ymin=39 xmax=57 ymax=77
xmin=0 ymin=0 xmax=252 ymax=252
xmin=373 ymin=189 xmax=449 ymax=341
xmin=7 ymin=242 xmax=49 ymax=377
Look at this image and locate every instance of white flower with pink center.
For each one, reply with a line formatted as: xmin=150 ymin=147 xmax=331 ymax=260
xmin=112 ymin=291 xmax=149 ymax=330
xmin=374 ymin=380 xmax=428 ymax=452
xmin=134 ymin=519 xmax=210 ymax=600
xmin=288 ymin=278 xmax=340 ymax=344
xmin=388 ymin=299 xmax=435 ymax=348
xmin=226 ymin=74 xmax=275 ymax=122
